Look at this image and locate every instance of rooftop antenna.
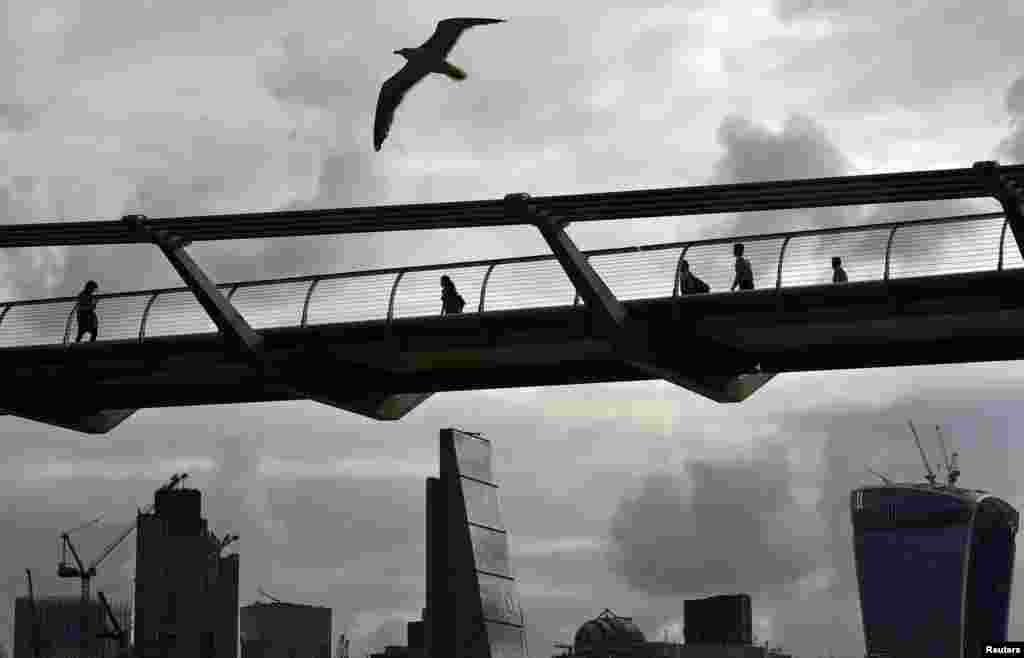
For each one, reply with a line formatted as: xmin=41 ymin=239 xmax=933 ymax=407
xmin=934 ymin=425 xmax=953 ymax=482
xmin=907 ymin=420 xmax=937 ymax=486
xmin=866 ymin=467 xmax=893 ymax=485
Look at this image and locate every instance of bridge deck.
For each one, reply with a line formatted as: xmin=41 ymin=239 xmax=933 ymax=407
xmin=4 ymin=202 xmax=1023 ymax=433
xmin=4 ymin=268 xmax=1024 ymax=433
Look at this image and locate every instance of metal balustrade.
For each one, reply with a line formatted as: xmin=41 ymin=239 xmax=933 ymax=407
xmin=0 ymin=211 xmax=1013 ymax=349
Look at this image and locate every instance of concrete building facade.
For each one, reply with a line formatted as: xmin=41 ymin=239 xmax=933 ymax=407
xmin=133 ymin=486 xmax=239 ymax=658
xmin=240 ymin=601 xmax=331 ymax=658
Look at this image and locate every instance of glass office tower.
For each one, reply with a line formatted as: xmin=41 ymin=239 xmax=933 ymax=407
xmin=851 ymin=484 xmax=1018 ymax=658
xmin=425 ymin=428 xmax=528 ymax=658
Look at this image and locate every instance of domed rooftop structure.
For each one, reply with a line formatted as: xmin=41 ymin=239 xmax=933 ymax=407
xmin=573 ymin=609 xmax=646 ymax=653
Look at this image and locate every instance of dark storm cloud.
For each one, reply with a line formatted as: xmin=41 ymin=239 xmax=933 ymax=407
xmin=712 ymin=114 xmax=850 ymax=185
xmin=789 ymin=393 xmax=1019 ymax=592
xmin=706 ymin=112 xmax=994 ymax=287
xmin=708 ymin=113 xmax=856 ymax=238
xmin=607 ymin=443 xmax=822 ymax=597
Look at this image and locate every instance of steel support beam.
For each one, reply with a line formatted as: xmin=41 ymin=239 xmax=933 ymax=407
xmin=124 ymin=214 xmax=432 ymax=419
xmin=973 ymin=161 xmax=1024 ymax=260
xmin=503 ymin=194 xmax=769 ymax=401
xmin=123 ymin=214 xmax=264 ymax=357
xmin=504 ymin=193 xmax=627 ymax=337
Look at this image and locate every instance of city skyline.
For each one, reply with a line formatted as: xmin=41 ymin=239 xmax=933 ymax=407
xmin=3 ymin=1 xmax=1024 ymax=657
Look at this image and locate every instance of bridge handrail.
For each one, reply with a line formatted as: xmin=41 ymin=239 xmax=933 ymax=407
xmin=0 ymin=210 xmax=1005 ymax=309
xmin=0 ymin=210 xmax=1013 ymax=347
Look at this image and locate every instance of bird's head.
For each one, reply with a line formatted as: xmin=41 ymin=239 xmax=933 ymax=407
xmin=393 ymin=48 xmax=413 ymax=59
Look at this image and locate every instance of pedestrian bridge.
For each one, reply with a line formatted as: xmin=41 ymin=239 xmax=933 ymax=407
xmin=3 ymin=161 xmax=1024 ymax=433
xmin=4 ymin=209 xmax=1024 ymax=433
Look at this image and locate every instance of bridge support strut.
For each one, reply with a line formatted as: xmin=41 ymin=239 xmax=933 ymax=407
xmin=123 ymin=214 xmax=265 ymax=358
xmin=123 ymin=214 xmax=432 ymax=420
xmin=503 ymin=194 xmax=773 ymax=402
xmin=504 ymin=194 xmax=627 ymax=338
xmin=974 ymin=161 xmax=1024 ymax=260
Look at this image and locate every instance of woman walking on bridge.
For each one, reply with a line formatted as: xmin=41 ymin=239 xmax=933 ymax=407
xmin=75 ymin=280 xmax=99 ymax=343
xmin=440 ymin=275 xmax=466 ymax=315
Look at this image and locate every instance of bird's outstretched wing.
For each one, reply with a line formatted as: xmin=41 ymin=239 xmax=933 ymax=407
xmin=419 ymin=17 xmax=505 ymax=58
xmin=374 ymin=63 xmax=427 ymax=151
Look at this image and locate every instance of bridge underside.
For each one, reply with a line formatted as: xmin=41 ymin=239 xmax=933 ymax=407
xmin=4 ymin=268 xmax=1024 ymax=433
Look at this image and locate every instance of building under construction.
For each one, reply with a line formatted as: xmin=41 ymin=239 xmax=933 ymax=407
xmin=852 ymin=422 xmax=1019 ymax=658
xmin=13 ymin=595 xmax=131 ymax=658
xmin=239 ymin=595 xmax=331 ymax=658
xmin=132 ymin=480 xmax=239 ymax=658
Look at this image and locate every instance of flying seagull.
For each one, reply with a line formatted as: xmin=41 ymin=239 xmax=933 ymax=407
xmin=374 ymin=17 xmax=505 ymax=151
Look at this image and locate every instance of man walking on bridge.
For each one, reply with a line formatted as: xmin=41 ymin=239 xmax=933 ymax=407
xmin=74 ymin=280 xmax=99 ymax=343
xmin=731 ymin=243 xmax=754 ymax=291
xmin=832 ymin=256 xmax=848 ymax=283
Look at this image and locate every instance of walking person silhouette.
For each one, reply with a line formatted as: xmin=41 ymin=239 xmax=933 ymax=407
xmin=75 ymin=280 xmax=99 ymax=343
xmin=832 ymin=256 xmax=848 ymax=283
xmin=731 ymin=243 xmax=754 ymax=291
xmin=440 ymin=275 xmax=466 ymax=315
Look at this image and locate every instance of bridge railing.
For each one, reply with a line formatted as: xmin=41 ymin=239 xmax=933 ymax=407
xmin=0 ymin=211 xmax=1016 ymax=348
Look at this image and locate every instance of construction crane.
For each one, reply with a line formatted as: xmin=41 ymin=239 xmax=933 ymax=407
xmin=934 ymin=425 xmax=953 ymax=476
xmin=866 ymin=467 xmax=894 ymax=485
xmin=25 ymin=569 xmax=42 ymax=658
xmin=58 ymin=473 xmax=189 ymax=604
xmin=158 ymin=473 xmax=188 ymax=493
xmin=59 ymin=517 xmax=136 ymax=606
xmin=935 ymin=425 xmax=962 ymax=486
xmin=96 ymin=590 xmax=129 ymax=651
xmin=206 ymin=531 xmax=239 ymax=557
xmin=257 ymin=587 xmax=287 ymax=604
xmin=948 ymin=451 xmax=961 ymax=486
xmin=907 ymin=420 xmax=937 ymax=486
xmin=219 ymin=532 xmax=239 ymax=554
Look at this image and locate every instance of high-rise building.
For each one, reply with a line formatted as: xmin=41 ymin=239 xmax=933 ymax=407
xmin=13 ymin=595 xmax=131 ymax=658
xmin=851 ymin=483 xmax=1018 ymax=658
xmin=239 ymin=600 xmax=331 ymax=658
xmin=133 ymin=485 xmax=239 ymax=658
xmin=423 ymin=428 xmax=528 ymax=658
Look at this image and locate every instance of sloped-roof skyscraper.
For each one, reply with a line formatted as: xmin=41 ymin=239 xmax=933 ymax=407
xmin=851 ymin=483 xmax=1018 ymax=658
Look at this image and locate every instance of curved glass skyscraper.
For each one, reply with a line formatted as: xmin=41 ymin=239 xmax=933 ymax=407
xmin=851 ymin=484 xmax=1018 ymax=658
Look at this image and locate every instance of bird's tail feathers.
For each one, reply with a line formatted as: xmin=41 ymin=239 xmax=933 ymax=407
xmin=441 ymin=62 xmax=467 ymax=80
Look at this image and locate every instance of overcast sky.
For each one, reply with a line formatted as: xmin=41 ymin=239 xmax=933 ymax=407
xmin=3 ymin=1 xmax=1024 ymax=656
